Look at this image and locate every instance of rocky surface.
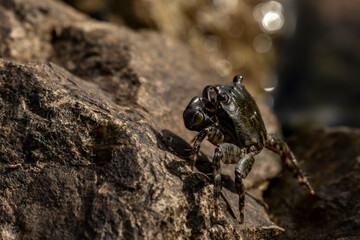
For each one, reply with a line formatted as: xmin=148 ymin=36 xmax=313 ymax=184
xmin=0 ymin=0 xmax=285 ymax=239
xmin=2 ymin=0 xmax=357 ymax=239
xmin=265 ymin=127 xmax=360 ymax=240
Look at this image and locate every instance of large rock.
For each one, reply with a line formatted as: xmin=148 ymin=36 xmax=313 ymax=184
xmin=0 ymin=59 xmax=282 ymax=240
xmin=0 ymin=0 xmax=285 ymax=239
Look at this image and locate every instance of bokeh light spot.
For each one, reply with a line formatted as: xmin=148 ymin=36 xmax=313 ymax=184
xmin=203 ymin=35 xmax=221 ymax=52
xmin=253 ymin=34 xmax=272 ymax=53
xmin=253 ymin=1 xmax=284 ymax=34
xmin=216 ymin=60 xmax=233 ymax=77
xmin=228 ymin=51 xmax=245 ymax=68
xmin=262 ymin=11 xmax=284 ymax=32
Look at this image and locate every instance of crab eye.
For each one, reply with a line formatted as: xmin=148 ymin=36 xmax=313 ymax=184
xmin=202 ymin=86 xmax=217 ymax=104
xmin=217 ymin=93 xmax=229 ymax=103
xmin=192 ymin=112 xmax=204 ymax=126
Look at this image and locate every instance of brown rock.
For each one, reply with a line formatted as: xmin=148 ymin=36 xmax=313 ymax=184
xmin=265 ymin=127 xmax=360 ymax=239
xmin=0 ymin=0 xmax=286 ymax=239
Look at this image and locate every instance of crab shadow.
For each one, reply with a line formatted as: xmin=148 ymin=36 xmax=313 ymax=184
xmin=156 ymin=129 xmax=268 ymax=219
xmin=156 ymin=129 xmax=234 ymax=191
xmin=155 ymin=129 xmax=241 ymax=225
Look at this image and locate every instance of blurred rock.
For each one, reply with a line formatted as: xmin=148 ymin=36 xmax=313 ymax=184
xmin=0 ymin=0 xmax=286 ymax=239
xmin=62 ymin=0 xmax=280 ymax=96
xmin=265 ymin=127 xmax=360 ymax=239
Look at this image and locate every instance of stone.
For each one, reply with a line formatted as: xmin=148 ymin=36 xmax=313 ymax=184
xmin=0 ymin=0 xmax=286 ymax=239
xmin=265 ymin=127 xmax=360 ymax=239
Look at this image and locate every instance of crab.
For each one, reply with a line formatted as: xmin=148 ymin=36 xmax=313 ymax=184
xmin=183 ymin=75 xmax=315 ymax=224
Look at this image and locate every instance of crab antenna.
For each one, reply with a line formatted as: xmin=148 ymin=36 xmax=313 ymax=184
xmin=233 ymin=75 xmax=243 ymax=85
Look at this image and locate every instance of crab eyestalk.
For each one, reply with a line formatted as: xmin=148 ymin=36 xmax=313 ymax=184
xmin=233 ymin=75 xmax=243 ymax=85
xmin=202 ymin=85 xmax=218 ymax=105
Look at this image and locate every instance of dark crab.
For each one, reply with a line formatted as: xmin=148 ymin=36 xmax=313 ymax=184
xmin=183 ymin=75 xmax=315 ymax=224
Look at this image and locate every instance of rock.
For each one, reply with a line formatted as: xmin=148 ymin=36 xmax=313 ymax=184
xmin=0 ymin=59 xmax=282 ymax=240
xmin=265 ymin=127 xmax=360 ymax=239
xmin=0 ymin=0 xmax=286 ymax=239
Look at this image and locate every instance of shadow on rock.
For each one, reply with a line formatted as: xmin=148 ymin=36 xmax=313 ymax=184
xmin=264 ymin=127 xmax=360 ymax=240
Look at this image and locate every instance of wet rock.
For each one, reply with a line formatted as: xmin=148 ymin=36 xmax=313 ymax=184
xmin=0 ymin=0 xmax=286 ymax=239
xmin=265 ymin=127 xmax=360 ymax=240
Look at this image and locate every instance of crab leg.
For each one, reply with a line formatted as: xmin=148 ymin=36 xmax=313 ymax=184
xmin=265 ymin=135 xmax=315 ymax=195
xmin=234 ymin=147 xmax=256 ymax=224
xmin=213 ymin=147 xmax=222 ymax=213
xmin=190 ymin=127 xmax=224 ymax=169
xmin=213 ymin=143 xmax=250 ymax=223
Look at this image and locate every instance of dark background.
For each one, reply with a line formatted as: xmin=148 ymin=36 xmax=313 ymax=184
xmin=275 ymin=0 xmax=360 ymax=132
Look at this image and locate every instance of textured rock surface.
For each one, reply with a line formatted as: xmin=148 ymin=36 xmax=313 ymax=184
xmin=0 ymin=0 xmax=286 ymax=239
xmin=265 ymin=127 xmax=360 ymax=240
xmin=0 ymin=58 xmax=281 ymax=240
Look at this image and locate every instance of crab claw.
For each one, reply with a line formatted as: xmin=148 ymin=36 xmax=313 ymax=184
xmin=183 ymin=108 xmax=205 ymax=131
xmin=183 ymin=97 xmax=215 ymax=132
